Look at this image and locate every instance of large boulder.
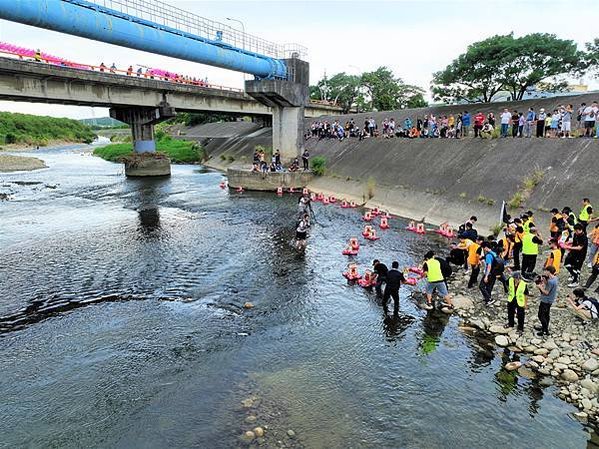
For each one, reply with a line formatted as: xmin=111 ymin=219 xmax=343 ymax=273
xmin=561 ymin=369 xmax=579 ymax=382
xmin=452 ymin=294 xmax=474 ymax=310
xmin=582 ymin=358 xmax=599 ymax=372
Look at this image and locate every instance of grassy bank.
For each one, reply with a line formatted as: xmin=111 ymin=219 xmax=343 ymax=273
xmin=0 ymin=112 xmax=96 ymax=147
xmin=93 ymin=136 xmax=206 ymax=164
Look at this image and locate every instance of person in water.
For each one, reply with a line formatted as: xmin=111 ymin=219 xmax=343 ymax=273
xmin=373 ymin=259 xmax=389 ymax=297
xmin=295 ymin=213 xmax=310 ymax=250
xmin=383 ymin=261 xmax=406 ymax=316
xmin=422 ymin=251 xmax=453 ymax=310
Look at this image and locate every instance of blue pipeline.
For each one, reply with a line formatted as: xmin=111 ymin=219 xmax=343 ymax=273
xmin=0 ymin=0 xmax=287 ymax=79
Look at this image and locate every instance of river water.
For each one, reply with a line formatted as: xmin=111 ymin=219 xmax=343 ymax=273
xmin=0 ymin=144 xmax=596 ymax=448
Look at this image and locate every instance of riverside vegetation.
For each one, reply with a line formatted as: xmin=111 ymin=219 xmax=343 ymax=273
xmin=0 ymin=112 xmax=96 ymax=147
xmin=93 ymin=132 xmax=207 ymax=164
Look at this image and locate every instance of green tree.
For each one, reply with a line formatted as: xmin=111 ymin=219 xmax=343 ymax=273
xmin=361 ymin=66 xmax=426 ymax=111
xmin=310 ymin=72 xmax=363 ymax=113
xmin=431 ymin=34 xmax=513 ymax=103
xmin=432 ymin=33 xmax=583 ymax=103
xmin=499 ymin=33 xmax=582 ymax=100
xmin=583 ymin=38 xmax=599 ymax=78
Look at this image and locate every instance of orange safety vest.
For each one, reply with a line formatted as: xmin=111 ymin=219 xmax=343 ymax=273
xmin=544 ymin=248 xmax=562 ymax=274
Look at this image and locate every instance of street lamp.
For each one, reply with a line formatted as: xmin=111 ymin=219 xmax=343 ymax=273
xmin=226 ymin=17 xmax=246 ymax=81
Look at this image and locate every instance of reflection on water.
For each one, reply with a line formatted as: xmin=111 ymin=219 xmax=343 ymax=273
xmin=0 ymin=145 xmax=594 ymax=448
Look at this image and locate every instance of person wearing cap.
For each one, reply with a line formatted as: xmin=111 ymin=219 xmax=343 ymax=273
xmin=536 ymin=108 xmax=546 ymax=138
xmin=504 ymin=271 xmax=529 ymax=333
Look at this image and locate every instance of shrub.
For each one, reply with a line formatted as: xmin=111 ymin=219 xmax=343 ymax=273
xmin=366 ymin=176 xmax=376 ymax=199
xmin=227 ymin=155 xmax=235 ymax=162
xmin=490 ymin=223 xmax=505 ymax=236
xmin=311 ymin=156 xmax=327 ymax=176
xmin=508 ymin=191 xmax=524 ymax=209
xmin=220 ymin=154 xmax=227 ymax=160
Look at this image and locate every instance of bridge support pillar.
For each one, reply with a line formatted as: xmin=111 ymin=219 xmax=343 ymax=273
xmin=110 ymin=102 xmax=176 ymax=177
xmin=245 ymin=59 xmax=309 ymax=163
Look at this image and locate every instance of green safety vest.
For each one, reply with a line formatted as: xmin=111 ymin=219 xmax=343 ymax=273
xmin=523 ymin=220 xmax=533 ymax=234
xmin=508 ymin=277 xmax=527 ymax=307
xmin=580 ymin=204 xmax=592 ymax=222
xmin=426 ymin=258 xmax=444 ymax=282
xmin=522 ymin=233 xmax=539 ymax=255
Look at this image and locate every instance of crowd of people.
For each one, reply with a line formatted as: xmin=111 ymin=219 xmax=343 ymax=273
xmin=307 ymin=102 xmax=599 ymax=141
xmin=442 ymin=198 xmax=599 ymax=335
xmin=330 ymin=195 xmax=598 ymax=337
xmin=251 ymin=148 xmax=310 ymax=173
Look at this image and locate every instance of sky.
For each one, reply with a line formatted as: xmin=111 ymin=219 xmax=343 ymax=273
xmin=0 ymin=0 xmax=597 ymax=119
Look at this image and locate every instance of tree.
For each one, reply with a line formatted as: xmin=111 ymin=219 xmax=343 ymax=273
xmin=431 ymin=34 xmax=513 ymax=104
xmin=583 ymin=38 xmax=599 ymax=78
xmin=499 ymin=33 xmax=582 ymax=100
xmin=431 ymin=33 xmax=584 ymax=103
xmin=309 ymin=72 xmax=363 ymax=113
xmin=361 ymin=66 xmax=426 ymax=111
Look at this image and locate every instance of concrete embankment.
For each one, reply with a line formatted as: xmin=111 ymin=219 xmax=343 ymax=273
xmin=192 ymin=92 xmax=599 ymax=233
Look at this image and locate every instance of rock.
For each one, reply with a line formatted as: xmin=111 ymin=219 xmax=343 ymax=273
xmin=495 ymin=335 xmax=510 ymax=347
xmin=505 ymin=361 xmax=522 ymax=371
xmin=245 ymin=415 xmax=257 ymax=424
xmin=580 ymin=388 xmax=591 ymax=398
xmin=242 ymin=431 xmax=256 ymax=442
xmin=534 ymin=348 xmax=549 ymax=356
xmin=530 ymin=338 xmax=543 ymax=345
xmin=548 ymin=349 xmax=560 ymax=359
xmin=554 ymin=363 xmax=568 ymax=371
xmin=287 ymin=430 xmax=296 ymax=439
xmin=561 ymin=369 xmax=579 ymax=382
xmin=561 ymin=333 xmax=571 ymax=342
xmin=592 ymin=348 xmax=599 ymax=357
xmin=241 ymin=398 xmax=254 ymax=408
xmin=253 ymin=427 xmax=265 ymax=437
xmin=581 ymin=378 xmax=598 ymax=394
xmin=574 ymin=411 xmax=588 ymax=422
xmin=243 ymin=302 xmax=254 ymax=309
xmin=556 ymin=356 xmax=572 ymax=365
xmin=518 ymin=366 xmax=537 ymax=379
xmin=452 ymin=294 xmax=474 ymax=310
xmin=582 ymin=358 xmax=599 ymax=372
xmin=539 ymin=377 xmax=554 ymax=387
xmin=441 ymin=307 xmax=453 ymax=314
xmin=582 ymin=398 xmax=593 ymax=410
xmin=538 ymin=368 xmax=551 ymax=376
xmin=528 ymin=361 xmax=540 ymax=369
xmin=489 ymin=325 xmax=510 ymax=335
xmin=524 ymin=345 xmax=537 ymax=353
xmin=470 ymin=319 xmax=486 ymax=330
xmin=508 ymin=346 xmax=522 ymax=353
xmin=532 ymin=355 xmax=546 ymax=364
xmin=543 ymin=340 xmax=558 ymax=350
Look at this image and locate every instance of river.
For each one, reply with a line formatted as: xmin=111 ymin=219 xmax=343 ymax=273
xmin=0 ymin=144 xmax=596 ymax=448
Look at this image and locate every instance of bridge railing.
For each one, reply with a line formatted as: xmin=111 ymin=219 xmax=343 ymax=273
xmin=77 ymin=0 xmax=307 ymax=60
xmin=0 ymin=47 xmax=244 ymax=93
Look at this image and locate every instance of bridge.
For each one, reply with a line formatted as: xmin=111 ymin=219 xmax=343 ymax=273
xmin=0 ymin=57 xmax=339 ymax=117
xmin=0 ymin=0 xmax=329 ymax=176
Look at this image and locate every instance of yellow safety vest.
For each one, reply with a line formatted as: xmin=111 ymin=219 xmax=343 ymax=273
xmin=508 ymin=277 xmax=527 ymax=307
xmin=580 ymin=204 xmax=592 ymax=222
xmin=523 ymin=220 xmax=532 ymax=234
xmin=522 ymin=233 xmax=539 ymax=255
xmin=545 ymin=248 xmax=562 ymax=274
xmin=426 ymin=258 xmax=444 ymax=282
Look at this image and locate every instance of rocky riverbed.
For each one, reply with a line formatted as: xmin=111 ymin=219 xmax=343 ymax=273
xmin=444 ymin=263 xmax=599 ymax=427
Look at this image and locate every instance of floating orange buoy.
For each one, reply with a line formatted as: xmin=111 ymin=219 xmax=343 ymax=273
xmin=289 ymin=187 xmax=295 ymax=193
xmin=341 ymin=200 xmax=349 ymax=208
xmin=276 ymin=187 xmax=283 ymax=196
xmin=362 ymin=225 xmax=373 ymax=237
xmin=323 ymin=197 xmax=330 ymax=205
xmin=219 ymin=181 xmax=227 ymax=189
xmin=416 ymin=223 xmax=426 ymax=234
xmin=371 ymin=207 xmax=380 ymax=216
xmin=343 ymin=263 xmax=362 ymax=280
xmin=303 ymin=188 xmax=309 ymax=195
xmin=350 ymin=201 xmax=357 ymax=208
xmin=236 ymin=186 xmax=244 ymax=193
xmin=365 ymin=228 xmax=380 ymax=241
xmin=363 ymin=211 xmax=373 ymax=221
xmin=317 ymin=193 xmax=324 ymax=201
xmin=329 ymin=195 xmax=337 ymax=203
xmin=380 ymin=216 xmax=390 ymax=229
xmin=349 ymin=237 xmax=360 ymax=250
xmin=358 ymin=270 xmax=376 ymax=288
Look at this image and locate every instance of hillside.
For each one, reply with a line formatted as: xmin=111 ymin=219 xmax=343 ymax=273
xmin=79 ymin=117 xmax=126 ymax=129
xmin=0 ymin=112 xmax=96 ymax=147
